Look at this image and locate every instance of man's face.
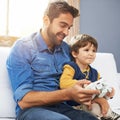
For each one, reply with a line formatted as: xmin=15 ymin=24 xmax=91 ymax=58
xmin=46 ymin=13 xmax=73 ymax=46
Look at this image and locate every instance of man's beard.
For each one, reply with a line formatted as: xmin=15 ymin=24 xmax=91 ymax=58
xmin=47 ymin=26 xmax=66 ymax=46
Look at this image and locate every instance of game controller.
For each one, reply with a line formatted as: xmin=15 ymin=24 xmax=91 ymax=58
xmin=85 ymin=79 xmax=112 ymax=99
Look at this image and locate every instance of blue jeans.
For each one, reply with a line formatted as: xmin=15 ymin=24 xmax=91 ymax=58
xmin=17 ymin=103 xmax=98 ymax=120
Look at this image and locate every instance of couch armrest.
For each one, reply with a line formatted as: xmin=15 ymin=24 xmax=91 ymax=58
xmin=117 ymin=73 xmax=120 ymax=77
xmin=116 ymin=73 xmax=120 ymax=88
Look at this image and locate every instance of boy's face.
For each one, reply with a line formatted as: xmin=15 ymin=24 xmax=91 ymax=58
xmin=73 ymin=43 xmax=97 ymax=66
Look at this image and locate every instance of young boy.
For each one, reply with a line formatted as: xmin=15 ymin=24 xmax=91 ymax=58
xmin=60 ymin=34 xmax=120 ymax=120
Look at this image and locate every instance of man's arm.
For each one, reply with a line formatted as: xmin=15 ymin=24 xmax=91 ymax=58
xmin=18 ymin=89 xmax=71 ymax=109
xmin=18 ymin=80 xmax=100 ymax=109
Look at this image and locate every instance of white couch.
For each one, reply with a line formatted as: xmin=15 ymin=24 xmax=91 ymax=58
xmin=0 ymin=47 xmax=120 ymax=120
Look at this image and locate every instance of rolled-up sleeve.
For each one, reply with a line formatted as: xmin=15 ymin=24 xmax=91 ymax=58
xmin=6 ymin=40 xmax=33 ymax=102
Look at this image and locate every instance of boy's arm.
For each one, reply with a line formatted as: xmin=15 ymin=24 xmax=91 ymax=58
xmin=60 ymin=64 xmax=78 ymax=89
xmin=97 ymin=72 xmax=101 ymax=80
xmin=92 ymin=97 xmax=110 ymax=116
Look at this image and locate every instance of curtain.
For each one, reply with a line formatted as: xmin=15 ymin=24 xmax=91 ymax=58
xmin=65 ymin=0 xmax=80 ymax=43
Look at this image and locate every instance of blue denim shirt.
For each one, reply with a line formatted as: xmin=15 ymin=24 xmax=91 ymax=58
xmin=6 ymin=32 xmax=71 ymax=115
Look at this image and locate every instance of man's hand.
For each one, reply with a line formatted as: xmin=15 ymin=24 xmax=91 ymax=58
xmin=69 ymin=80 xmax=100 ymax=106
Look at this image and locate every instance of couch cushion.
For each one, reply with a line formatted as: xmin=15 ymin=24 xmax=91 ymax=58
xmin=91 ymin=53 xmax=120 ymax=114
xmin=91 ymin=53 xmax=117 ymax=83
xmin=0 ymin=47 xmax=16 ymax=118
xmin=0 ymin=48 xmax=119 ymax=117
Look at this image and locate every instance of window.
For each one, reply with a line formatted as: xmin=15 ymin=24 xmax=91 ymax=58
xmin=0 ymin=0 xmax=80 ymax=46
xmin=0 ymin=0 xmax=49 ymax=37
xmin=0 ymin=0 xmax=8 ymax=35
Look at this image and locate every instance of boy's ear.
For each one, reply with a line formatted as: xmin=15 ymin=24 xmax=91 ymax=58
xmin=43 ymin=15 xmax=50 ymax=26
xmin=71 ymin=51 xmax=77 ymax=58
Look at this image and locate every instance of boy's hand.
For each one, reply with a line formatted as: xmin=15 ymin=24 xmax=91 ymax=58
xmin=92 ymin=97 xmax=110 ymax=116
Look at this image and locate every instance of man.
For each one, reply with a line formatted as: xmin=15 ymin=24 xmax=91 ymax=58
xmin=6 ymin=1 xmax=100 ymax=120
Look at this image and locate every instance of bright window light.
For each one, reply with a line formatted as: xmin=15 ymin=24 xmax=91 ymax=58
xmin=0 ymin=0 xmax=50 ymax=37
xmin=0 ymin=0 xmax=8 ymax=35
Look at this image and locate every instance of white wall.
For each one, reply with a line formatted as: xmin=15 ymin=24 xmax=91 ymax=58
xmin=80 ymin=0 xmax=120 ymax=72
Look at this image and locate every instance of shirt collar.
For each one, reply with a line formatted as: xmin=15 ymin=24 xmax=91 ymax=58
xmin=82 ymin=66 xmax=90 ymax=73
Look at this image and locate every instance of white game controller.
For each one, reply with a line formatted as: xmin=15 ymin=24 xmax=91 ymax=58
xmin=85 ymin=79 xmax=112 ymax=99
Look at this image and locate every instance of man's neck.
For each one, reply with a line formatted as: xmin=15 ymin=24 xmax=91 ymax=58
xmin=40 ymin=29 xmax=54 ymax=50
